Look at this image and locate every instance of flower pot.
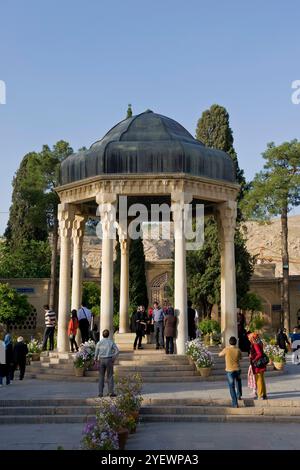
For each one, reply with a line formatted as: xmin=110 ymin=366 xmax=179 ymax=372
xmin=74 ymin=367 xmax=85 ymax=377
xmin=187 ymin=356 xmax=195 ymax=367
xmin=197 ymin=367 xmax=212 ymax=377
xmin=117 ymin=428 xmax=129 ymax=450
xmin=273 ymin=361 xmax=284 ymax=371
xmin=129 ymin=411 xmax=139 ymax=423
xmin=31 ymin=353 xmax=40 ymax=361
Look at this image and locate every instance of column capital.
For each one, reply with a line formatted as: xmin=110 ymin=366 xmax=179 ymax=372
xmin=171 ymin=191 xmax=193 ymax=206
xmin=96 ymin=192 xmax=117 ymax=206
xmin=96 ymin=193 xmax=117 ymax=238
xmin=58 ymin=203 xmax=76 ymax=238
xmin=72 ymin=214 xmax=86 ymax=246
xmin=216 ymin=200 xmax=237 ymax=242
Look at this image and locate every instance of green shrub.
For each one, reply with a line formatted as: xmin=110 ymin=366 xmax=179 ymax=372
xmin=198 ymin=318 xmax=220 ymax=335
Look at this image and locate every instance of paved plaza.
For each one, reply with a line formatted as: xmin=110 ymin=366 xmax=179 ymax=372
xmin=0 ymin=358 xmax=300 ymax=450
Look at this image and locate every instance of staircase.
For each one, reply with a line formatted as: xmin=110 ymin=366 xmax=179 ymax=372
xmin=140 ymin=397 xmax=300 ymax=423
xmin=27 ymin=338 xmax=284 ymax=383
xmin=0 ymin=397 xmax=299 ymax=425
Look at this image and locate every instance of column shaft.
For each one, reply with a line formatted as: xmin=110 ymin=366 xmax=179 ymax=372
xmin=172 ymin=192 xmax=192 ymax=355
xmin=119 ymin=238 xmax=130 ymax=333
xmin=71 ymin=216 xmax=85 ymax=311
xmin=97 ymin=193 xmax=117 ymax=339
xmin=57 ymin=204 xmax=74 ymax=352
xmin=217 ymin=201 xmax=237 ymax=346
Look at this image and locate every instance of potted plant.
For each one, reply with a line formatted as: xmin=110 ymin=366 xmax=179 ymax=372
xmin=73 ymin=351 xmax=86 ymax=376
xmin=96 ymin=401 xmax=129 ymax=450
xmin=81 ymin=418 xmax=119 ymax=450
xmin=198 ymin=319 xmax=221 ymax=346
xmin=27 ymin=338 xmax=43 ymax=361
xmin=79 ymin=340 xmax=96 ymax=371
xmin=115 ymin=373 xmax=143 ymax=423
xmin=186 ymin=339 xmax=214 ymax=377
xmin=272 ymin=346 xmax=285 ymax=370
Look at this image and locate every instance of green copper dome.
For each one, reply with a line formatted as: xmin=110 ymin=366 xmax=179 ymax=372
xmin=60 ymin=110 xmax=235 ymax=185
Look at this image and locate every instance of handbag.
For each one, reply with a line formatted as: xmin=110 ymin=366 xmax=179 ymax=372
xmin=69 ymin=333 xmax=74 ymax=340
xmin=254 ymin=353 xmax=269 ymax=368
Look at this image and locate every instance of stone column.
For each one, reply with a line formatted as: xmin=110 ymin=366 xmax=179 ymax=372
xmin=171 ymin=192 xmax=192 ymax=355
xmin=118 ymin=224 xmax=130 ymax=333
xmin=57 ymin=203 xmax=75 ymax=352
xmin=216 ymin=200 xmax=238 ymax=346
xmin=97 ymin=193 xmax=117 ymax=338
xmin=71 ymin=215 xmax=86 ymax=311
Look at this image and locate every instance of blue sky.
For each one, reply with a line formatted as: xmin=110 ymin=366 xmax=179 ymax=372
xmin=0 ymin=0 xmax=300 ymax=234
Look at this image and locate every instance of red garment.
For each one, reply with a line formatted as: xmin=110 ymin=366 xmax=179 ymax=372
xmin=250 ymin=341 xmax=266 ymax=374
xmin=67 ymin=318 xmax=78 ymax=336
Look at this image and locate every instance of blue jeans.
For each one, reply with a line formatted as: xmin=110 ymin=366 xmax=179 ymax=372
xmin=226 ymin=370 xmax=242 ymax=407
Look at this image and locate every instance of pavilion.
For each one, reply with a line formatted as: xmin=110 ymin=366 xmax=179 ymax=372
xmin=56 ymin=110 xmax=239 ymax=354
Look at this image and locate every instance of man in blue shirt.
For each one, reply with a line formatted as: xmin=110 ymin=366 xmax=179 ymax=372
xmin=152 ymin=302 xmax=164 ymax=350
xmin=94 ymin=329 xmax=119 ymax=397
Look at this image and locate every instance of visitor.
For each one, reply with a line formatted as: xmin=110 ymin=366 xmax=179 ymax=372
xmin=94 ymin=329 xmax=119 ymax=398
xmin=164 ymin=306 xmax=177 ymax=354
xmin=290 ymin=327 xmax=300 ymax=365
xmin=4 ymin=334 xmax=14 ymax=382
xmin=219 ymin=336 xmax=242 ymax=408
xmin=42 ymin=304 xmax=56 ymax=351
xmin=90 ymin=324 xmax=100 ymax=343
xmin=0 ymin=338 xmax=6 ymax=387
xmin=78 ymin=303 xmax=92 ymax=344
xmin=237 ymin=312 xmax=250 ymax=353
xmin=276 ymin=328 xmax=290 ymax=354
xmin=152 ymin=301 xmax=164 ymax=350
xmin=147 ymin=307 xmax=154 ymax=344
xmin=68 ymin=310 xmax=79 ymax=353
xmin=131 ymin=306 xmax=148 ymax=350
xmin=248 ymin=332 xmax=268 ymax=400
xmin=13 ymin=336 xmax=28 ymax=381
xmin=187 ymin=300 xmax=197 ymax=340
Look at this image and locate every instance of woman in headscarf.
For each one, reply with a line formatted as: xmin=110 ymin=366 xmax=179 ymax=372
xmin=13 ymin=336 xmax=29 ymax=380
xmin=248 ymin=332 xmax=268 ymax=400
xmin=0 ymin=338 xmax=6 ymax=387
xmin=0 ymin=334 xmax=14 ymax=386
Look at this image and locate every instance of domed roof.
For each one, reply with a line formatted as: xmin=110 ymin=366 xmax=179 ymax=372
xmin=60 ymin=110 xmax=235 ymax=185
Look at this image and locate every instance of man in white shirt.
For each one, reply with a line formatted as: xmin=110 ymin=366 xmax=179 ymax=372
xmin=77 ymin=303 xmax=92 ymax=343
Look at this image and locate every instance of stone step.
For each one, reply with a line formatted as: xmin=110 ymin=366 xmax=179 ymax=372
xmin=142 ymin=397 xmax=300 ymax=407
xmin=140 ymin=405 xmax=300 ymax=416
xmin=28 ymin=372 xmax=202 ymax=383
xmin=0 ymin=406 xmax=97 ymax=416
xmin=0 ymin=415 xmax=95 ymax=424
xmin=140 ymin=414 xmax=300 ymax=423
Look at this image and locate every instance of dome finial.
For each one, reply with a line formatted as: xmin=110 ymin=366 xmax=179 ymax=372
xmin=126 ymin=104 xmax=133 ymax=118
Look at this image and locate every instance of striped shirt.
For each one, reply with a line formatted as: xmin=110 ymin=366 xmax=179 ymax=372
xmin=45 ymin=310 xmax=56 ymax=328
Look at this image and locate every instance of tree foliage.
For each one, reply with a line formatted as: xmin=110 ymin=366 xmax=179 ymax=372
xmin=186 ymin=217 xmax=255 ymax=315
xmin=82 ymin=281 xmax=100 ymax=316
xmin=129 ymin=237 xmax=148 ymax=310
xmin=5 ymin=152 xmax=48 ymax=244
xmin=188 ymin=104 xmax=253 ymax=316
xmin=0 ymin=283 xmax=32 ymax=329
xmin=195 ymin=104 xmax=245 ymax=186
xmin=0 ymin=240 xmax=51 ymax=278
xmin=241 ymin=140 xmax=300 ymax=220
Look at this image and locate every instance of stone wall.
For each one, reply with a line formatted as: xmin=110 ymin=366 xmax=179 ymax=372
xmin=0 ymin=278 xmax=50 ymax=339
